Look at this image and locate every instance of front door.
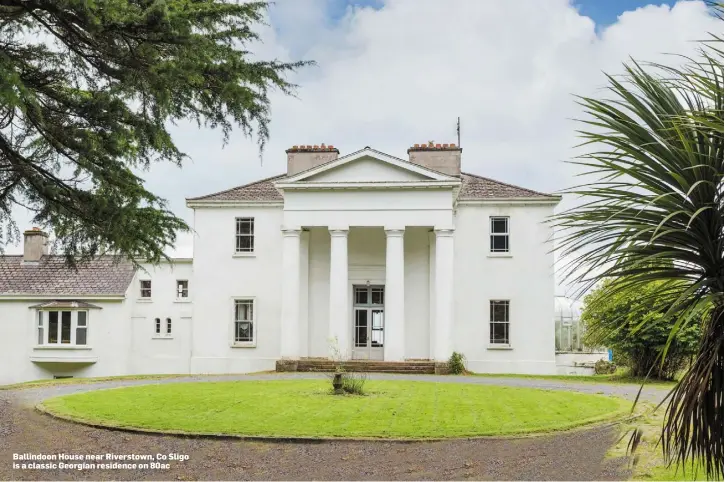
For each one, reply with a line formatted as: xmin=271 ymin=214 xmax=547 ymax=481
xmin=352 ymin=285 xmax=384 ymax=360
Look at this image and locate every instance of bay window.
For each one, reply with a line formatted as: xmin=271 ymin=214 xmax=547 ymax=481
xmin=37 ymin=310 xmax=89 ymax=346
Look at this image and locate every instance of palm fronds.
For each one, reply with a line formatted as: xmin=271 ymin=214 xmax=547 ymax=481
xmin=552 ymin=14 xmax=723 ymax=479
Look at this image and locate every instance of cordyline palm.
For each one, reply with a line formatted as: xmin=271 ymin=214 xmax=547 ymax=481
xmin=552 ymin=19 xmax=723 ymax=481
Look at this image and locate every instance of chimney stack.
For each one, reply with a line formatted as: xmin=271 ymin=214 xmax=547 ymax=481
xmin=23 ymin=227 xmax=49 ymax=262
xmin=286 ymin=144 xmax=339 ymax=176
xmin=407 ymin=142 xmax=461 ymax=177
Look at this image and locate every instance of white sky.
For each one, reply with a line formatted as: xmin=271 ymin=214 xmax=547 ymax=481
xmin=6 ymin=0 xmax=720 ymax=295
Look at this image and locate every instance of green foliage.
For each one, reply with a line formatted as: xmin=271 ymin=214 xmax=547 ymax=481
xmin=552 ymin=7 xmax=723 ymax=476
xmin=582 ymin=279 xmax=701 ymax=380
xmin=448 ymin=351 xmax=467 ymax=375
xmin=340 ymin=372 xmax=367 ymax=395
xmin=0 ymin=1 xmax=310 ymax=265
xmin=594 ymin=359 xmax=617 ymax=375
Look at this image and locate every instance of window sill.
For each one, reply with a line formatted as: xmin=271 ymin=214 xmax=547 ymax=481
xmin=487 ymin=253 xmax=512 ymax=258
xmin=173 ymin=299 xmax=192 ymax=304
xmin=230 ymin=342 xmax=256 ymax=348
xmin=152 ymin=336 xmax=174 ymax=340
xmin=232 ymin=252 xmax=256 ymax=258
xmin=487 ymin=345 xmax=513 ymax=350
xmin=136 ymin=299 xmax=153 ymax=303
xmin=33 ymin=345 xmax=92 ymax=350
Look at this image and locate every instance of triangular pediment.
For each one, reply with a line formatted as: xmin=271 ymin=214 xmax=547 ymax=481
xmin=282 ymin=147 xmax=457 ymax=184
xmin=304 ymin=156 xmax=434 ymax=182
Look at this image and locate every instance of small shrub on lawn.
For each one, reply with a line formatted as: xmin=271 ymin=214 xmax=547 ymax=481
xmin=594 ymin=359 xmax=617 ymax=375
xmin=341 ymin=372 xmax=367 ymax=395
xmin=448 ymin=352 xmax=467 ymax=374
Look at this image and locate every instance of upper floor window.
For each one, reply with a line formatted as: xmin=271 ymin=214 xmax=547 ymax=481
xmin=235 ymin=217 xmax=255 ymax=253
xmin=233 ymin=298 xmax=255 ymax=344
xmin=176 ymin=280 xmax=189 ymax=299
xmin=140 ymin=280 xmax=152 ymax=298
xmin=37 ymin=310 xmax=89 ymax=346
xmin=490 ymin=217 xmax=509 ymax=253
xmin=490 ymin=300 xmax=510 ymax=345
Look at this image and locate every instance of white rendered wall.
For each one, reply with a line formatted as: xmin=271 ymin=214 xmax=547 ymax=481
xmin=453 ymin=203 xmax=557 ymax=374
xmin=128 ymin=261 xmax=193 ymax=375
xmin=190 ymin=206 xmax=284 ymax=374
xmin=0 ymin=299 xmax=130 ymax=385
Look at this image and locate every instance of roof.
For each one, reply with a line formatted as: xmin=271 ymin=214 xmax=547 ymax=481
xmin=188 ymin=171 xmax=556 ymax=203
xmin=0 ymin=255 xmax=136 ymax=297
xmin=187 ymin=174 xmax=285 ymax=202
xmin=458 ymin=172 xmax=558 ymax=200
xmin=28 ymin=300 xmax=102 ymax=309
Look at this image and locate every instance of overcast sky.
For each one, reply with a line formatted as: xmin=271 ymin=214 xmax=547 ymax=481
xmin=7 ymin=0 xmax=720 ymax=294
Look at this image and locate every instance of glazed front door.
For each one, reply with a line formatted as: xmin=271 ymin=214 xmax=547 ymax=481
xmin=352 ymin=285 xmax=384 ymax=360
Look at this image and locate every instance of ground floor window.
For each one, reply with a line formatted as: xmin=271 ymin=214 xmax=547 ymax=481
xmin=489 ymin=300 xmax=510 ymax=345
xmin=233 ymin=298 xmax=255 ymax=344
xmin=37 ymin=310 xmax=89 ymax=346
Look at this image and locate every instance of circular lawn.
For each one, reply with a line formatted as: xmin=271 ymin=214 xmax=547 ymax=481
xmin=39 ymin=379 xmax=630 ymax=439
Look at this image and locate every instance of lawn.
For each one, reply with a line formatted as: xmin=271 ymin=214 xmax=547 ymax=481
xmin=472 ymin=369 xmax=678 ymax=387
xmin=40 ymin=379 xmax=630 ymax=439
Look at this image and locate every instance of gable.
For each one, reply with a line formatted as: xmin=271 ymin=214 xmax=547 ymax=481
xmin=304 ymin=157 xmax=434 ymax=183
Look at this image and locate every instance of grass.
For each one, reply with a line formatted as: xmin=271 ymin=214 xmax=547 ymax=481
xmin=608 ymin=406 xmax=721 ymax=481
xmin=472 ymin=369 xmax=678 ymax=387
xmin=40 ymin=379 xmax=630 ymax=439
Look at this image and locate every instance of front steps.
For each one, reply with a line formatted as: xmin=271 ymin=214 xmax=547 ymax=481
xmin=276 ymin=358 xmax=449 ymax=375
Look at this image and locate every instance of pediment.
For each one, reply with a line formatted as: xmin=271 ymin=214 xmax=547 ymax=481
xmin=282 ymin=147 xmax=457 ymax=184
xmin=304 ymin=156 xmax=433 ymax=183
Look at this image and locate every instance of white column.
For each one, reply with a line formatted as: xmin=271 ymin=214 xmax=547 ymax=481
xmin=299 ymin=230 xmax=310 ymax=358
xmin=428 ymin=230 xmax=436 ymax=359
xmin=328 ymin=228 xmax=349 ymax=358
xmin=384 ymin=228 xmax=405 ymax=361
xmin=280 ymin=227 xmax=301 ymax=359
xmin=434 ymin=227 xmax=455 ymax=361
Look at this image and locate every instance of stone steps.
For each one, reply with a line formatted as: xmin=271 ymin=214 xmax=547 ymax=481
xmin=278 ymin=359 xmax=443 ymax=374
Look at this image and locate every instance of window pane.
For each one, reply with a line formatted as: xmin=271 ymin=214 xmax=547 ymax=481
xmin=371 ymin=310 xmax=384 ymax=347
xmin=491 ymin=301 xmax=509 ymax=322
xmin=76 ymin=327 xmax=87 ymax=345
xmin=61 ymin=311 xmax=71 ymax=343
xmin=354 ymin=309 xmax=368 ymax=347
xmin=177 ymin=280 xmax=188 ymax=298
xmin=235 ymin=321 xmax=253 ymax=342
xmin=238 ymin=235 xmax=253 ymax=252
xmin=235 ymin=300 xmax=253 ymax=321
xmin=141 ymin=280 xmax=151 ymax=297
xmin=490 ymin=323 xmax=509 ymax=344
xmin=236 ymin=218 xmax=254 ymax=235
xmin=77 ymin=311 xmax=87 ymax=326
xmin=48 ymin=311 xmax=58 ymax=343
xmin=37 ymin=312 xmax=44 ymax=345
xmin=371 ymin=288 xmax=384 ymax=305
xmin=354 ymin=288 xmax=368 ymax=305
xmin=491 ymin=217 xmax=508 ymax=233
xmin=491 ymin=235 xmax=508 ymax=252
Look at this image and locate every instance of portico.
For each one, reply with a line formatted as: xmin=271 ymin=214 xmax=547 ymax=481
xmin=278 ymin=224 xmax=455 ymax=362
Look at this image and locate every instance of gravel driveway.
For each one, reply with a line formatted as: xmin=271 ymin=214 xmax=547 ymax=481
xmin=0 ymin=373 xmax=670 ymax=481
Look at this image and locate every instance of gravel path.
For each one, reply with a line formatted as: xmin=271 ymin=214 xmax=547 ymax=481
xmin=0 ymin=373 xmax=668 ymax=481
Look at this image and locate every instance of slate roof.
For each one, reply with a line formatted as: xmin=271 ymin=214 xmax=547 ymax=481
xmin=187 ymin=172 xmax=556 ymax=203
xmin=0 ymin=255 xmax=136 ymax=296
xmin=187 ymin=174 xmax=285 ymax=202
xmin=458 ymin=172 xmax=557 ymax=200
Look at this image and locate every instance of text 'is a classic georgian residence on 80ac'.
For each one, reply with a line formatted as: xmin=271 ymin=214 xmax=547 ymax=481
xmin=0 ymin=143 xmax=595 ymax=385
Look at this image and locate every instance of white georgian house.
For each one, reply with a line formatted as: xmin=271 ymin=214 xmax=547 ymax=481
xmin=0 ymin=143 xmax=561 ymax=385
